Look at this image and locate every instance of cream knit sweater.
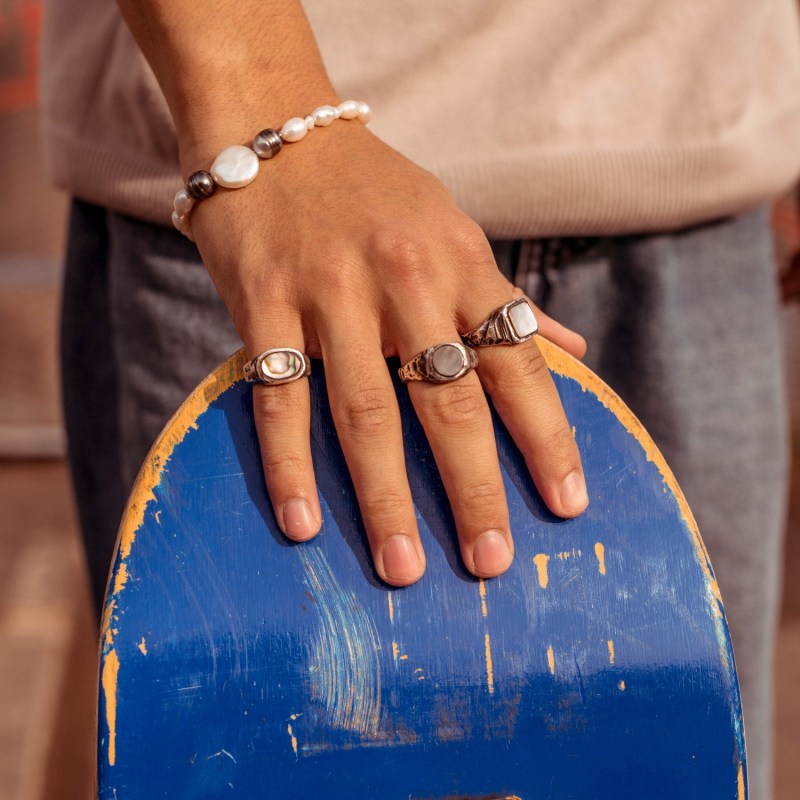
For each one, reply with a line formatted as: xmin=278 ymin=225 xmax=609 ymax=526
xmin=40 ymin=0 xmax=800 ymax=237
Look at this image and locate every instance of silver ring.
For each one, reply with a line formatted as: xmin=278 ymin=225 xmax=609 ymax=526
xmin=243 ymin=347 xmax=311 ymax=385
xmin=462 ymin=297 xmax=539 ymax=347
xmin=398 ymin=342 xmax=478 ymax=383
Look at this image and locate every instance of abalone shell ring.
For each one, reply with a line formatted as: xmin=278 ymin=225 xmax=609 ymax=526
xmin=398 ymin=342 xmax=479 ymax=384
xmin=461 ymin=297 xmax=539 ymax=347
xmin=243 ymin=348 xmax=312 ymax=386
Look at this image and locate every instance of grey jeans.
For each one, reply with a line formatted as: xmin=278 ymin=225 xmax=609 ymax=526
xmin=62 ymin=200 xmax=786 ymax=799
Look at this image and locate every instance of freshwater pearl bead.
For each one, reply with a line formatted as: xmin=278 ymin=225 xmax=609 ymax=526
xmin=210 ymin=145 xmax=260 ymax=189
xmin=186 ymin=170 xmax=215 ymax=200
xmin=311 ymin=105 xmax=338 ymax=126
xmin=357 ymin=102 xmax=372 ymax=124
xmin=337 ymin=100 xmax=360 ymax=120
xmin=171 ymin=210 xmax=194 ymax=241
xmin=173 ymin=188 xmax=194 ymax=216
xmin=170 ymin=100 xmax=371 ymax=233
xmin=281 ymin=117 xmax=309 ymax=142
xmin=252 ymin=129 xmax=283 ymax=159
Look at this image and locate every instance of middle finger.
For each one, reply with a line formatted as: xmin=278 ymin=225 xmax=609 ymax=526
xmin=397 ymin=324 xmax=514 ymax=579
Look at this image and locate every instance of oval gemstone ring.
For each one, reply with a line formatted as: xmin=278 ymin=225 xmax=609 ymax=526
xmin=398 ymin=342 xmax=478 ymax=383
xmin=243 ymin=348 xmax=312 ymax=386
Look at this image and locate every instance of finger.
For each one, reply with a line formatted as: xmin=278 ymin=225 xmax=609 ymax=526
xmin=246 ymin=325 xmax=322 ymax=542
xmin=509 ymin=286 xmax=586 ymax=359
xmin=320 ymin=325 xmax=425 ymax=587
xmin=397 ymin=325 xmax=513 ymax=580
xmin=463 ymin=291 xmax=589 ymax=519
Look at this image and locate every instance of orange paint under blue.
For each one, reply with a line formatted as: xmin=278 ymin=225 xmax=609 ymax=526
xmin=97 ymin=343 xmax=746 ymax=798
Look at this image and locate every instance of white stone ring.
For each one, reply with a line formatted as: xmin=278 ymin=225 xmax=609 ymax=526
xmin=243 ymin=348 xmax=312 ymax=386
xmin=461 ymin=297 xmax=539 ymax=348
xmin=398 ymin=342 xmax=479 ymax=384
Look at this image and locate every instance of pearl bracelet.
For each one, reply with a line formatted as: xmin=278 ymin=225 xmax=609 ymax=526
xmin=171 ymin=100 xmax=372 ymax=239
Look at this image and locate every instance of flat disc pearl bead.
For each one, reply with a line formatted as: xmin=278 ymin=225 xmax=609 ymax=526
xmin=304 ymin=116 xmax=315 ymax=130
xmin=337 ymin=100 xmax=360 ymax=120
xmin=210 ymin=145 xmax=259 ymax=189
xmin=311 ymin=105 xmax=338 ymax=126
xmin=281 ymin=117 xmax=309 ymax=142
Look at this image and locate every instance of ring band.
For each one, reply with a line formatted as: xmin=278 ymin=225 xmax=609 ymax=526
xmin=398 ymin=342 xmax=478 ymax=383
xmin=243 ymin=348 xmax=312 ymax=385
xmin=462 ymin=297 xmax=539 ymax=347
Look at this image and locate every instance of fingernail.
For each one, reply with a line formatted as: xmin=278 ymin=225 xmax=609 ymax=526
xmin=381 ymin=535 xmax=422 ymax=582
xmin=282 ymin=498 xmax=319 ymax=540
xmin=560 ymin=471 xmax=589 ymax=515
xmin=472 ymin=530 xmax=513 ymax=576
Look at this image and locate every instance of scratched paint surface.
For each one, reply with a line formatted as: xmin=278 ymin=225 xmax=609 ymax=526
xmin=98 ymin=346 xmax=746 ymax=799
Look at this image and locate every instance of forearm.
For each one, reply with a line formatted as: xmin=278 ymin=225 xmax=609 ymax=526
xmin=116 ymin=0 xmax=337 ymax=167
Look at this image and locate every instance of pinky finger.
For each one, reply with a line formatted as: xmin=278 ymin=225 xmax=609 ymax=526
xmin=250 ymin=350 xmax=321 ymax=542
xmin=508 ymin=288 xmax=586 ymax=359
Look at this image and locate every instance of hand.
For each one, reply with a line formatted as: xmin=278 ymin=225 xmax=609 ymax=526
xmin=191 ymin=120 xmax=588 ymax=586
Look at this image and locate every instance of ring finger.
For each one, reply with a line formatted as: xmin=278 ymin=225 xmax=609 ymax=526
xmin=397 ymin=326 xmax=513 ymax=579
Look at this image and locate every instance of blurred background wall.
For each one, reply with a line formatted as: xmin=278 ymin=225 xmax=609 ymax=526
xmin=0 ymin=1 xmax=798 ymax=797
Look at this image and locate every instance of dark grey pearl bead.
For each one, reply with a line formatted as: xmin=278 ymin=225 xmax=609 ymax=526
xmin=252 ymin=129 xmax=283 ymax=160
xmin=185 ymin=170 xmax=216 ymax=200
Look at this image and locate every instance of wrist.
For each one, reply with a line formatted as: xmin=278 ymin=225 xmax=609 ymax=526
xmin=172 ymin=100 xmax=373 ymax=239
xmin=116 ymin=0 xmax=339 ymax=168
xmin=176 ymin=82 xmax=341 ymax=173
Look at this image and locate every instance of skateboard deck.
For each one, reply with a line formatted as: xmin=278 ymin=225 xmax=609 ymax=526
xmin=98 ymin=340 xmax=747 ymax=799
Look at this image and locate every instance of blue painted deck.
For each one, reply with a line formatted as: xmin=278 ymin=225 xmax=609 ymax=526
xmin=98 ymin=344 xmax=746 ymax=799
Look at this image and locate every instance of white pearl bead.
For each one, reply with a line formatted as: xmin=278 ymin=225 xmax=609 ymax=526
xmin=173 ymin=188 xmax=194 ymax=216
xmin=337 ymin=100 xmax=360 ymax=120
xmin=311 ymin=105 xmax=338 ymax=126
xmin=305 ymin=116 xmax=315 ymax=130
xmin=280 ymin=117 xmax=309 ymax=142
xmin=210 ymin=145 xmax=259 ymax=189
xmin=171 ymin=210 xmax=194 ymax=241
xmin=356 ymin=102 xmax=372 ymax=124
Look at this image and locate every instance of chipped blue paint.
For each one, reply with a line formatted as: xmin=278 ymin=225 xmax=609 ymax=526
xmin=98 ymin=357 xmax=746 ymax=799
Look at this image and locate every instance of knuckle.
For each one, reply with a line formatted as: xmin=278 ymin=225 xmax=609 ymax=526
xmin=449 ymin=219 xmax=494 ymax=266
xmin=456 ymin=479 xmax=505 ymax=517
xmin=372 ymin=228 xmax=431 ymax=288
xmin=228 ymin=281 xmax=295 ymax=336
xmin=314 ymin=250 xmax=362 ymax=300
xmin=427 ymin=383 xmax=485 ymax=427
xmin=253 ymin=385 xmax=305 ymax=424
xmin=339 ymin=388 xmax=395 ymax=435
xmin=359 ymin=489 xmax=410 ymax=524
xmin=513 ymin=343 xmax=550 ymax=382
xmin=543 ymin=426 xmax=580 ymax=464
xmin=259 ymin=450 xmax=307 ymax=482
